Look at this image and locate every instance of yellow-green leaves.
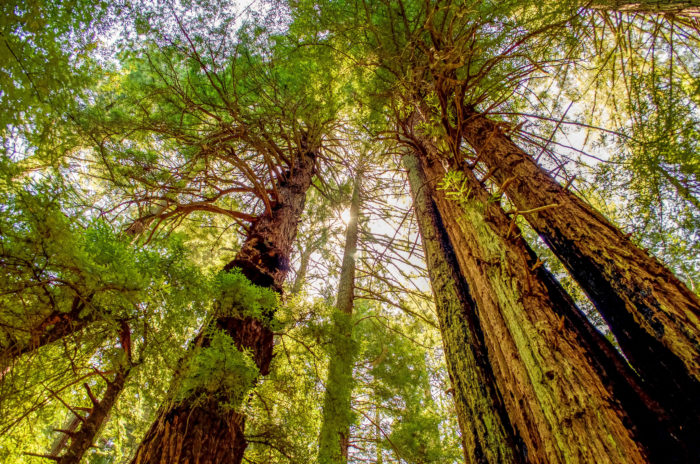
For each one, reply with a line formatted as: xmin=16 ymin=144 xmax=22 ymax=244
xmin=177 ymin=329 xmax=259 ymax=409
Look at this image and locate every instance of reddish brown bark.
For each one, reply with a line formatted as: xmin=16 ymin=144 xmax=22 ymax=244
xmin=405 ymin=152 xmax=525 ymax=464
xmin=402 ymin=116 xmax=650 ymax=462
xmin=459 ymin=108 xmax=700 ymax=441
xmin=131 ymin=147 xmax=316 ymax=464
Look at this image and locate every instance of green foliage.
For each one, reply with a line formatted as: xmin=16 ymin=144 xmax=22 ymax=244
xmin=177 ymin=329 xmax=259 ymax=409
xmin=1 ymin=1 xmax=698 ymax=462
xmin=214 ymin=269 xmax=279 ymax=323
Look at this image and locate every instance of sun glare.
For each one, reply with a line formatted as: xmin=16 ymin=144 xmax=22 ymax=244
xmin=340 ymin=208 xmax=351 ymax=224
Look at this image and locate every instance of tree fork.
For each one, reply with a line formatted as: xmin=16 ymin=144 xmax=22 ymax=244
xmin=55 ymin=365 xmax=131 ymax=464
xmin=1 ymin=295 xmax=94 ymax=370
xmin=460 ymin=107 xmax=700 ymax=439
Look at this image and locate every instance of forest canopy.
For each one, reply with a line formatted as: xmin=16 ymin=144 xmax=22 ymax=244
xmin=1 ymin=1 xmax=699 ymax=463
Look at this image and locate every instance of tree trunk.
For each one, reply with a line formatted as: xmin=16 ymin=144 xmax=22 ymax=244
xmin=405 ymin=127 xmax=648 ymax=463
xmin=317 ymin=170 xmax=362 ymax=464
xmin=57 ymin=365 xmax=131 ymax=464
xmin=589 ymin=0 xmax=700 ymax=16
xmin=404 ymin=152 xmax=524 ymax=464
xmin=131 ymin=147 xmax=317 ymax=464
xmin=459 ymin=108 xmax=700 ymax=438
xmin=291 ymin=246 xmax=314 ymax=295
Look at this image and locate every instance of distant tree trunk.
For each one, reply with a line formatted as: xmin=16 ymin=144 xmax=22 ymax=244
xmin=57 ymin=365 xmax=131 ymax=464
xmin=317 ymin=170 xmax=362 ymax=464
xmin=291 ymin=246 xmax=314 ymax=295
xmin=131 ymin=147 xmax=317 ymax=464
xmin=588 ymin=0 xmax=700 ymax=16
xmin=404 ymin=152 xmax=524 ymax=464
xmin=404 ymin=124 xmax=649 ymax=463
xmin=459 ymin=107 xmax=700 ymax=437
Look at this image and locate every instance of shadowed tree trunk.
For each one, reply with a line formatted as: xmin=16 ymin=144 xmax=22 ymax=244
xmin=404 ymin=152 xmax=525 ymax=464
xmin=459 ymin=107 xmax=700 ymax=438
xmin=402 ymin=119 xmax=649 ymax=463
xmin=317 ymin=169 xmax=362 ymax=464
xmin=130 ymin=147 xmax=317 ymax=464
xmin=39 ymin=324 xmax=135 ymax=464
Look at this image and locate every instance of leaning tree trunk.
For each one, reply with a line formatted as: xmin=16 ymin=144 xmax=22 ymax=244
xmin=404 ymin=126 xmax=648 ymax=463
xmin=588 ymin=0 xmax=700 ymax=16
xmin=317 ymin=170 xmax=362 ymax=464
xmin=56 ymin=364 xmax=131 ymax=464
xmin=130 ymin=147 xmax=317 ymax=464
xmin=459 ymin=107 xmax=700 ymax=435
xmin=405 ymin=152 xmax=525 ymax=464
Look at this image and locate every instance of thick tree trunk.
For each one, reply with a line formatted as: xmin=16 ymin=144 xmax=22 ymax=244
xmin=405 ymin=152 xmax=524 ymax=464
xmin=589 ymin=0 xmax=700 ymax=16
xmin=57 ymin=365 xmax=131 ymax=464
xmin=405 ymin=125 xmax=648 ymax=463
xmin=317 ymin=170 xmax=362 ymax=464
xmin=459 ymin=108 xmax=700 ymax=438
xmin=131 ymin=147 xmax=317 ymax=464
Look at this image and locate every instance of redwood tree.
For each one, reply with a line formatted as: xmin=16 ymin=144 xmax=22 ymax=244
xmin=131 ymin=145 xmax=317 ymax=464
xmin=405 ymin=152 xmax=524 ymax=464
xmin=400 ymin=113 xmax=654 ymax=463
xmin=458 ymin=107 xmax=700 ymax=436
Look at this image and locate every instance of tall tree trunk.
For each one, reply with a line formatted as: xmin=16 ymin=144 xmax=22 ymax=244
xmin=317 ymin=170 xmax=362 ymax=464
xmin=131 ymin=147 xmax=317 ymax=464
xmin=404 ymin=128 xmax=648 ymax=463
xmin=588 ymin=0 xmax=700 ymax=16
xmin=459 ymin=108 xmax=700 ymax=437
xmin=404 ymin=152 xmax=524 ymax=464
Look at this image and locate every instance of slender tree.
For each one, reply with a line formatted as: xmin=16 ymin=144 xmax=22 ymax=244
xmin=317 ymin=166 xmax=363 ymax=463
xmin=55 ymin=333 xmax=133 ymax=464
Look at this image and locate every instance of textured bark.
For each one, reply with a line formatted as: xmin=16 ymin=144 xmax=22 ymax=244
xmin=405 ymin=152 xmax=524 ymax=464
xmin=460 ymin=108 xmax=700 ymax=439
xmin=131 ymin=147 xmax=316 ymax=464
xmin=317 ymin=171 xmax=362 ymax=464
xmin=589 ymin=0 xmax=700 ymax=16
xmin=56 ymin=366 xmax=130 ymax=464
xmin=404 ymin=123 xmax=648 ymax=463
